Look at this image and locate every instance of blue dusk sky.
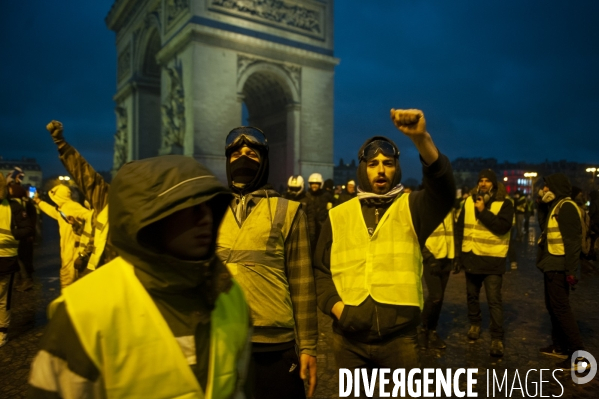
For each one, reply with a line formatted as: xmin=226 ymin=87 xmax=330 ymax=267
xmin=1 ymin=1 xmax=598 ymax=181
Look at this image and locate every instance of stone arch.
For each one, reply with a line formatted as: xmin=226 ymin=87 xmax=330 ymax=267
xmin=135 ymin=26 xmax=162 ymax=159
xmin=238 ymin=62 xmax=301 ymax=190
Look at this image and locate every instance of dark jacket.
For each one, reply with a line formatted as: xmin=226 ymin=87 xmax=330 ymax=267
xmin=536 ymin=174 xmax=581 ymax=275
xmin=305 ymin=188 xmax=335 ymax=247
xmin=28 ymin=156 xmax=236 ymax=395
xmin=455 ymin=183 xmax=514 ymax=274
xmin=337 ymin=189 xmax=357 ymax=205
xmin=589 ymin=190 xmax=599 ymax=236
xmin=313 ymin=153 xmax=455 ymax=343
xmin=0 ymin=200 xmax=34 ymax=275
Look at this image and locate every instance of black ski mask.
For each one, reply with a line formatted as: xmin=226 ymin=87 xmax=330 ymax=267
xmin=230 ymin=156 xmax=260 ymax=185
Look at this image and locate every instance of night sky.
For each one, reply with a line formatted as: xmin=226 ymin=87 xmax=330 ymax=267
xmin=2 ymin=1 xmax=598 ymax=181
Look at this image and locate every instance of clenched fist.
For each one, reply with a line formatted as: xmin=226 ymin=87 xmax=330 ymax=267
xmin=390 ymin=108 xmax=427 ymax=137
xmin=46 ymin=120 xmax=64 ymax=144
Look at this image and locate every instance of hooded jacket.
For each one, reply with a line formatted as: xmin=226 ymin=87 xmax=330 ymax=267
xmin=28 ymin=155 xmax=247 ymax=397
xmin=313 ymin=136 xmax=455 ymax=343
xmin=38 ymin=184 xmax=92 ymax=287
xmin=536 ymin=173 xmax=581 ymax=275
xmin=455 ymin=183 xmax=514 ymax=274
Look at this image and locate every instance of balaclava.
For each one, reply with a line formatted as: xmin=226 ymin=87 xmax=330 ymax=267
xmin=225 ymin=127 xmax=270 ymax=195
xmin=48 ymin=184 xmax=72 ymax=208
xmin=356 ymin=136 xmax=402 ymax=193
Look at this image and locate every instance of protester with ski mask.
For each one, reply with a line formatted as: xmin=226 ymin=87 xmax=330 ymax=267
xmin=313 ymin=109 xmax=455 ymax=374
xmin=215 ymin=127 xmax=318 ymax=398
xmin=454 ymin=168 xmax=513 ymax=357
xmin=536 ymin=174 xmax=587 ymax=370
xmin=34 ymin=184 xmax=92 ymax=288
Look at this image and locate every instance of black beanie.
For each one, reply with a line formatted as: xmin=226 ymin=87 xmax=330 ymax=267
xmin=478 ymin=169 xmax=498 ymax=188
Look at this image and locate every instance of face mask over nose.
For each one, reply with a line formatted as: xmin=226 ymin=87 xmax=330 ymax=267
xmin=230 ymin=156 xmax=260 ymax=186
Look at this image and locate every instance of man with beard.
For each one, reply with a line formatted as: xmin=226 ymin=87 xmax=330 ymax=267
xmin=455 ymin=169 xmax=513 ymax=357
xmin=215 ymin=127 xmax=318 ymax=398
xmin=536 ymin=174 xmax=587 ymax=370
xmin=313 ymin=109 xmax=455 ymax=373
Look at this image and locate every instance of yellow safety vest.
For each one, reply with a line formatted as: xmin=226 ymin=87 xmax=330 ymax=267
xmin=49 ymin=257 xmax=249 ymax=399
xmin=216 ymin=197 xmax=300 ymax=329
xmin=462 ymin=196 xmax=510 ymax=257
xmin=0 ymin=199 xmax=19 ymax=257
xmin=547 ymin=198 xmax=582 ymax=255
xmin=329 ymin=195 xmax=423 ymax=309
xmin=88 ymin=205 xmax=109 ymax=270
xmin=425 ymin=211 xmax=455 ymax=260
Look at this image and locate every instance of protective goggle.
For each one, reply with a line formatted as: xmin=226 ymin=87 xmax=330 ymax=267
xmin=225 ymin=126 xmax=269 ymax=152
xmin=359 ymin=140 xmax=399 ymax=162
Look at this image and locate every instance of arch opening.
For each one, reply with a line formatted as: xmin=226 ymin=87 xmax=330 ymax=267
xmin=242 ymin=71 xmax=292 ymax=191
xmin=137 ymin=29 xmax=162 ymax=159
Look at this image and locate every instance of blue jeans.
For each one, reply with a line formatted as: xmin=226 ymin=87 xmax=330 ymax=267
xmin=466 ymin=273 xmax=504 ymax=340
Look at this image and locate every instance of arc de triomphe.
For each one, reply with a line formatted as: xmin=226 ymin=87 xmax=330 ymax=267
xmin=106 ymin=0 xmax=338 ymax=188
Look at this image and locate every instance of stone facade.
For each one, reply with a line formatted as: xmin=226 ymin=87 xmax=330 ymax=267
xmin=106 ymin=0 xmax=338 ymax=188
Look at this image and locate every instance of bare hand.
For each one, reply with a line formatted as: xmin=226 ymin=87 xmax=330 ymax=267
xmin=475 ymin=196 xmax=485 ymax=212
xmin=331 ymin=301 xmax=345 ymax=320
xmin=46 ymin=120 xmax=64 ymax=141
xmin=300 ymin=354 xmax=317 ymax=397
xmin=33 ymin=192 xmax=41 ymax=205
xmin=390 ymin=109 xmax=427 ymax=137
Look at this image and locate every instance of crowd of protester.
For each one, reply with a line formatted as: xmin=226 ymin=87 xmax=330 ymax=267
xmin=0 ymin=110 xmax=596 ymax=398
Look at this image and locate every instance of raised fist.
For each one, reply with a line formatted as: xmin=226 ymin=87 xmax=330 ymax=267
xmin=390 ymin=108 xmax=427 ymax=137
xmin=46 ymin=120 xmax=64 ymax=143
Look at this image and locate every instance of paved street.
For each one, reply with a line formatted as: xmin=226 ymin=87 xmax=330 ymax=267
xmin=1 ymin=217 xmax=598 ymax=398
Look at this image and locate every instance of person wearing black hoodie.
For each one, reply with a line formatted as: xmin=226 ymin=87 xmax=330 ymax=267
xmin=215 ymin=127 xmax=318 ymax=398
xmin=536 ymin=173 xmax=587 ymax=370
xmin=454 ymin=169 xmax=514 ymax=357
xmin=28 ymin=155 xmax=251 ymax=398
xmin=314 ymin=109 xmax=455 ymax=373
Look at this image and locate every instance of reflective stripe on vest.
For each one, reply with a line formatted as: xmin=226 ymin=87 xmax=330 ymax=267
xmin=216 ymin=197 xmax=300 ymax=329
xmin=462 ymin=196 xmax=510 ymax=258
xmin=0 ymin=200 xmax=19 ymax=257
xmin=547 ymin=198 xmax=582 ymax=255
xmin=329 ymin=195 xmax=423 ymax=308
xmin=425 ymin=211 xmax=455 ymax=259
xmin=50 ymin=257 xmax=249 ymax=399
xmin=88 ymin=205 xmax=109 ymax=270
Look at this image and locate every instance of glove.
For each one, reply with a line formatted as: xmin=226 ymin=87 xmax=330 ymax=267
xmin=451 ymin=257 xmax=463 ymax=274
xmin=566 ymin=275 xmax=578 ymax=287
xmin=46 ymin=120 xmax=65 ymax=145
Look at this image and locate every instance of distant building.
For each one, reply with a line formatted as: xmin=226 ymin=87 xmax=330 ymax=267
xmin=334 ymin=158 xmax=357 ymax=185
xmin=0 ymin=156 xmax=42 ymax=187
xmin=452 ymin=157 xmax=599 ymax=194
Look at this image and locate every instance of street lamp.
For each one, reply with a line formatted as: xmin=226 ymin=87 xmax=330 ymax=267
xmin=524 ymin=172 xmax=538 ymax=194
xmin=586 ymin=167 xmax=598 ymax=188
xmin=58 ymin=176 xmax=71 ymax=182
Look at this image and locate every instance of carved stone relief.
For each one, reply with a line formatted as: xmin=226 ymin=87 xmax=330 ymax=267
xmin=167 ymin=0 xmax=189 ymax=27
xmin=210 ymin=0 xmax=322 ymax=36
xmin=237 ymin=54 xmax=301 ymax=96
xmin=118 ymin=47 xmax=131 ymax=82
xmin=160 ymin=61 xmax=186 ymax=154
xmin=112 ymin=106 xmax=128 ymax=172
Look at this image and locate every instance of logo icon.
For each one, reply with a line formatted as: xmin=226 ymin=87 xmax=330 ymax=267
xmin=571 ymin=350 xmax=597 ymax=384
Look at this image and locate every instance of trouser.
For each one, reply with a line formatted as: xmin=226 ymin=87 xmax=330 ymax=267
xmin=466 ymin=273 xmax=504 ymax=339
xmin=516 ymin=214 xmax=525 ymax=240
xmin=0 ymin=273 xmax=15 ymax=330
xmin=18 ymin=239 xmax=35 ymax=277
xmin=544 ymin=271 xmax=584 ymax=353
xmin=249 ymin=346 xmax=306 ymax=399
xmin=60 ymin=260 xmax=78 ymax=289
xmin=421 ymin=258 xmax=451 ymax=330
xmin=332 ymin=329 xmax=420 ymax=371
